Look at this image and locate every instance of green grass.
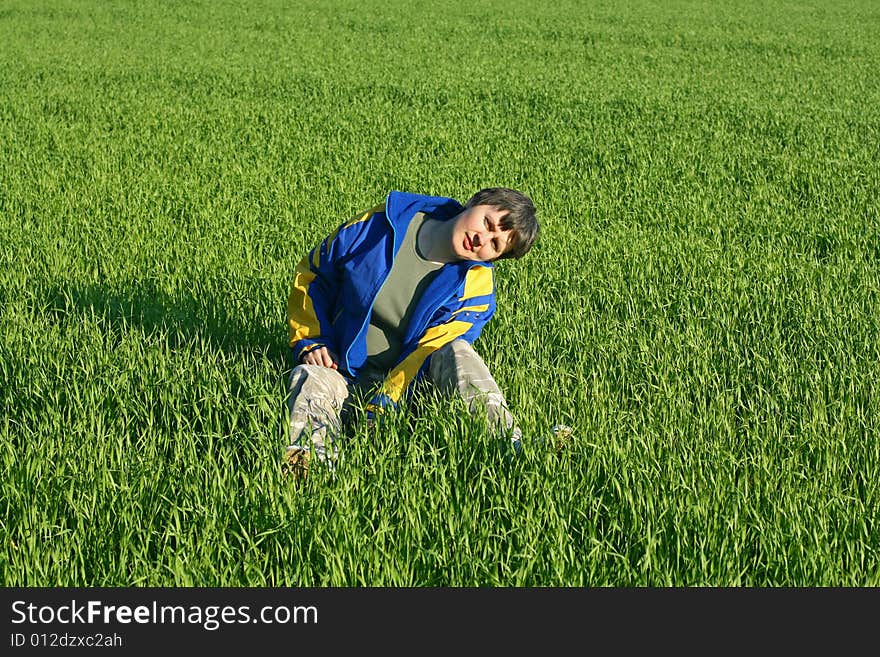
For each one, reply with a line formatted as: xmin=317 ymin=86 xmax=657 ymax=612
xmin=1 ymin=0 xmax=879 ymax=586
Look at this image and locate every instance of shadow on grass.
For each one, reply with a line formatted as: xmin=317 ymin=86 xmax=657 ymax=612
xmin=45 ymin=278 xmax=289 ymax=363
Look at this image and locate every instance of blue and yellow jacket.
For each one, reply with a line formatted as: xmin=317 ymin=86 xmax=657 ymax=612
xmin=287 ymin=190 xmax=496 ymax=413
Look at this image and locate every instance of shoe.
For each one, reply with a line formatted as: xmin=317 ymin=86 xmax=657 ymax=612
xmin=282 ymin=446 xmax=310 ymax=481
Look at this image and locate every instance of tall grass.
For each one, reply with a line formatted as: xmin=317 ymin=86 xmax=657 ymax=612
xmin=1 ymin=0 xmax=878 ymax=585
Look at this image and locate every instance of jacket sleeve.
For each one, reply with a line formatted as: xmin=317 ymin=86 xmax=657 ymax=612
xmin=366 ymin=265 xmax=496 ymax=415
xmin=287 ymin=205 xmax=383 ymax=362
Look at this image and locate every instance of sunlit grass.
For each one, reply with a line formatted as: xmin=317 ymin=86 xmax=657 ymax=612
xmin=1 ymin=0 xmax=879 ymax=586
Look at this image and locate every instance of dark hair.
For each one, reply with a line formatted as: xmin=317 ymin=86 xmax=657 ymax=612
xmin=465 ymin=187 xmax=538 ymax=260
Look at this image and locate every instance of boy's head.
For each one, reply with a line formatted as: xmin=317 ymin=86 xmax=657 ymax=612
xmin=464 ymin=187 xmax=538 ymax=260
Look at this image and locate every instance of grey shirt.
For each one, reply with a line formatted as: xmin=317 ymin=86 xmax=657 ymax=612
xmin=362 ymin=212 xmax=444 ymax=380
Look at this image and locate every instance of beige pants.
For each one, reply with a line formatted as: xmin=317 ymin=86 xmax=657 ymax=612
xmin=282 ymin=339 xmax=520 ymax=461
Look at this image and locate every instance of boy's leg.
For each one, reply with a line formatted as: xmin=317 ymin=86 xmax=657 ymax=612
xmin=282 ymin=364 xmax=351 ymax=465
xmin=428 ymin=339 xmax=522 ymax=447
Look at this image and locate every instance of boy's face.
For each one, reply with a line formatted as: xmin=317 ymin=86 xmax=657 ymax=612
xmin=450 ymin=204 xmax=514 ymax=262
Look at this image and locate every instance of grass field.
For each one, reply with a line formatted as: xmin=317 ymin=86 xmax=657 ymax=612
xmin=2 ymin=0 xmax=879 ymax=586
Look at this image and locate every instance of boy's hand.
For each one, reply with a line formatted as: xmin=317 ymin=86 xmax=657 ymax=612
xmin=301 ymin=346 xmax=339 ymax=369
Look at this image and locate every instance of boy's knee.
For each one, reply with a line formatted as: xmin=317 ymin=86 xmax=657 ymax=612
xmin=434 ymin=338 xmax=473 ymax=361
xmin=288 ymin=364 xmax=349 ymax=398
xmin=431 ymin=339 xmax=465 ymax=373
xmin=291 ymin=363 xmax=325 ymax=377
xmin=290 ymin=363 xmax=343 ymax=379
xmin=288 ymin=363 xmax=318 ymax=387
xmin=429 ymin=339 xmax=486 ymax=385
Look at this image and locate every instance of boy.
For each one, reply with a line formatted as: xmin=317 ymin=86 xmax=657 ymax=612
xmin=282 ymin=187 xmax=539 ymax=476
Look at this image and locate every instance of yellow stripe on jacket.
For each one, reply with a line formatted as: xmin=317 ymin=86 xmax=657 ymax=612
xmin=451 ymin=304 xmax=490 ymax=317
xmin=459 ymin=265 xmax=493 ymax=301
xmin=287 ymin=255 xmax=319 ymax=351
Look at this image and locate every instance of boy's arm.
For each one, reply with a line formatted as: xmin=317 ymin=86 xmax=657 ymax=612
xmin=287 ymin=205 xmax=383 ymax=363
xmin=366 ymin=265 xmax=496 ymax=415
